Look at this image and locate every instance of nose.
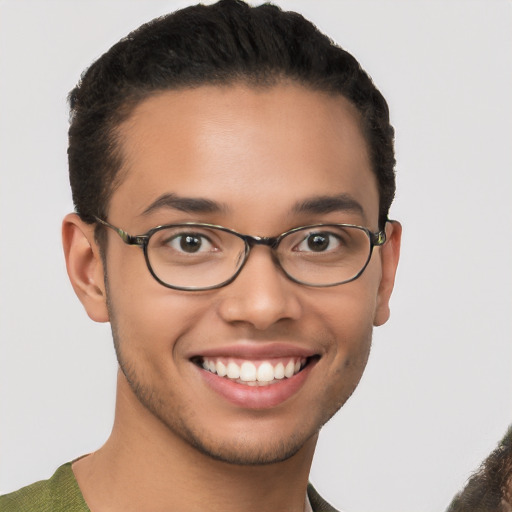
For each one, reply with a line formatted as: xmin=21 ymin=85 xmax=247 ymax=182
xmin=217 ymin=245 xmax=302 ymax=330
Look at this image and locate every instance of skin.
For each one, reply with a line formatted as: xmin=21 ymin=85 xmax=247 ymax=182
xmin=63 ymin=83 xmax=401 ymax=512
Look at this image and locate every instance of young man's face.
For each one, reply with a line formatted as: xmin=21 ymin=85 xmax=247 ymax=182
xmin=71 ymin=83 xmax=400 ymax=465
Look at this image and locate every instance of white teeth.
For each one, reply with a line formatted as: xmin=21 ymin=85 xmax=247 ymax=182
xmin=240 ymin=362 xmax=257 ymax=382
xmin=226 ymin=362 xmax=240 ymax=379
xmin=201 ymin=357 xmax=307 ymax=385
xmin=216 ymin=361 xmax=227 ymax=377
xmin=274 ymin=362 xmax=285 ymax=380
xmin=284 ymin=360 xmax=295 ymax=378
xmin=257 ymin=362 xmax=274 ymax=382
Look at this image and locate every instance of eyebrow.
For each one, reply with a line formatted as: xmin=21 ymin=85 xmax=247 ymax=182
xmin=141 ymin=192 xmax=364 ymax=218
xmin=141 ymin=193 xmax=226 ymax=216
xmin=293 ymin=194 xmax=365 ymax=216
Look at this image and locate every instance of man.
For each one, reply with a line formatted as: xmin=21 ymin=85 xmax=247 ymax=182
xmin=0 ymin=1 xmax=401 ymax=510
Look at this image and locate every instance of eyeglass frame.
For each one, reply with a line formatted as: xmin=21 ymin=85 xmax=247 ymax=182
xmin=93 ymin=216 xmax=387 ymax=291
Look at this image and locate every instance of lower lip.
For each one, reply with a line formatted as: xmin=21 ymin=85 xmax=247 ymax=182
xmin=197 ymin=360 xmax=316 ymax=409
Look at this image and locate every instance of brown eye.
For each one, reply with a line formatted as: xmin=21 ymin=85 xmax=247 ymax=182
xmin=297 ymin=232 xmax=341 ymax=252
xmin=166 ymin=233 xmax=214 ymax=253
xmin=308 ymin=234 xmax=329 ymax=251
xmin=180 ymin=235 xmax=202 ymax=252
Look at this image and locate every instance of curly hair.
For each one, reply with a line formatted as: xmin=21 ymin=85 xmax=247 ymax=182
xmin=447 ymin=425 xmax=512 ymax=512
xmin=68 ymin=0 xmax=395 ymax=230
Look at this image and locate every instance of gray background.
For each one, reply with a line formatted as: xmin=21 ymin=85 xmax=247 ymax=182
xmin=1 ymin=1 xmax=511 ymax=511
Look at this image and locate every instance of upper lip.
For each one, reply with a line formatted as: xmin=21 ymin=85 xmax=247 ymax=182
xmin=187 ymin=342 xmax=319 ymax=360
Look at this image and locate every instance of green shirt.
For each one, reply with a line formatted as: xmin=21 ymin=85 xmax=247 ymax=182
xmin=0 ymin=463 xmax=89 ymax=512
xmin=0 ymin=463 xmax=339 ymax=512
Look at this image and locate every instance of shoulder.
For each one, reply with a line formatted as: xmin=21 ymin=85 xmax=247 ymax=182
xmin=0 ymin=463 xmax=90 ymax=512
xmin=308 ymin=483 xmax=342 ymax=512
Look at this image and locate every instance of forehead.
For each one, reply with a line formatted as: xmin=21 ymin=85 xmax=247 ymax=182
xmin=110 ymin=83 xmax=379 ymax=230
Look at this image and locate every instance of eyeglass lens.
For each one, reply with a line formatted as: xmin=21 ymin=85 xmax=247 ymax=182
xmin=145 ymin=224 xmax=373 ymax=290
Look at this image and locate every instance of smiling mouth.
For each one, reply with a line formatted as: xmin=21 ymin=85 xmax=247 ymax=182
xmin=192 ymin=356 xmax=318 ymax=386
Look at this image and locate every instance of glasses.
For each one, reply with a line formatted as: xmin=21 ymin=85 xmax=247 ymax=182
xmin=94 ymin=217 xmax=386 ymax=291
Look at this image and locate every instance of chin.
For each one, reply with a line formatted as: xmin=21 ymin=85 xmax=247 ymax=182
xmin=188 ymin=436 xmax=306 ymax=466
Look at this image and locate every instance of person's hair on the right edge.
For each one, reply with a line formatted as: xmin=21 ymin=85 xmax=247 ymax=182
xmin=447 ymin=426 xmax=512 ymax=512
xmin=68 ymin=0 xmax=395 ymax=241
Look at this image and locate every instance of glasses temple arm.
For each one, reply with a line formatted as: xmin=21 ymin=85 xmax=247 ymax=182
xmin=93 ymin=216 xmax=144 ymax=246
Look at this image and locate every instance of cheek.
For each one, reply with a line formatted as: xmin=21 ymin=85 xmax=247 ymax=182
xmin=329 ymin=300 xmax=374 ymax=401
xmin=105 ymin=248 xmax=207 ymax=359
xmin=111 ymin=291 xmax=204 ymax=349
xmin=318 ymin=274 xmax=380 ymax=340
xmin=310 ymin=278 xmax=379 ymax=373
xmin=300 ymin=288 xmax=375 ymax=419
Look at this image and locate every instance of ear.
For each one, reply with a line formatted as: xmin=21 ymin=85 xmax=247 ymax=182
xmin=373 ymin=220 xmax=402 ymax=327
xmin=62 ymin=213 xmax=109 ymax=323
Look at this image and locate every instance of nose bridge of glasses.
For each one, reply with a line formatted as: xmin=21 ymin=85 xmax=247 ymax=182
xmin=234 ymin=235 xmax=285 ymax=288
xmin=244 ymin=235 xmax=280 ymax=249
xmin=239 ymin=235 xmax=283 ymax=275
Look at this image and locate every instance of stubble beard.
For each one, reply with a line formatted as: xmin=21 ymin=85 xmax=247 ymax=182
xmin=105 ymin=280 xmax=371 ymax=466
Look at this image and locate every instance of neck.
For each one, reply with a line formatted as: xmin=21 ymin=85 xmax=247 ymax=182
xmin=73 ymin=371 xmax=317 ymax=512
